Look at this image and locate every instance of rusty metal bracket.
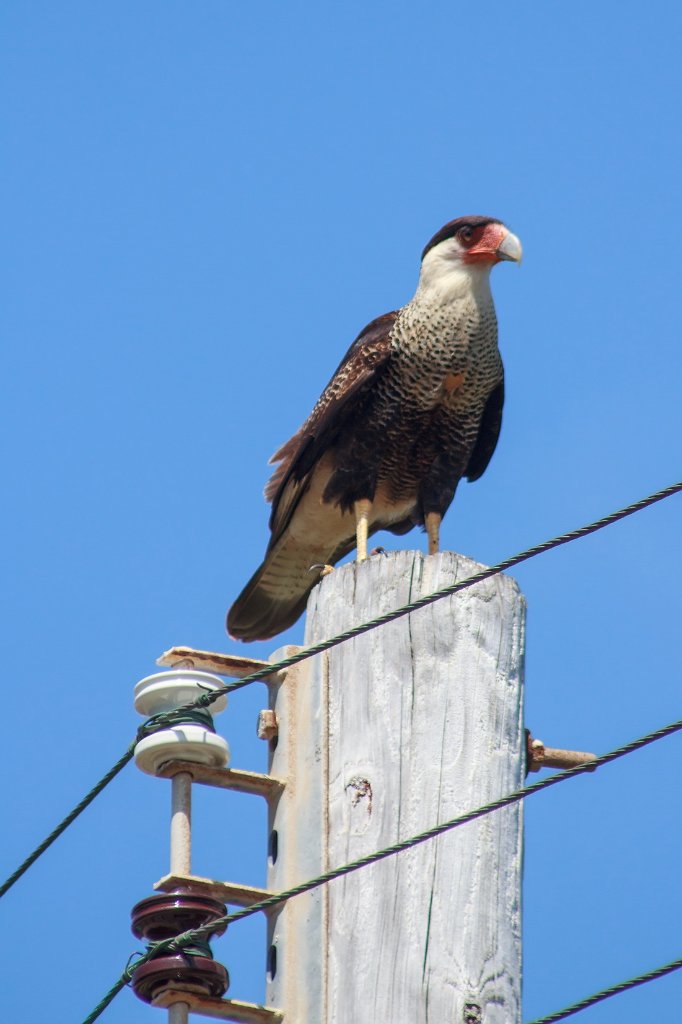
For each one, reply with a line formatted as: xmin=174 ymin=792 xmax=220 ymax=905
xmin=155 ymin=760 xmax=283 ymax=800
xmin=154 ymin=872 xmax=274 ymax=909
xmin=257 ymin=710 xmax=279 ymax=741
xmin=152 ymin=989 xmax=283 ymax=1023
xmin=526 ymin=730 xmax=597 ymax=774
xmin=157 ymin=646 xmax=279 ymax=680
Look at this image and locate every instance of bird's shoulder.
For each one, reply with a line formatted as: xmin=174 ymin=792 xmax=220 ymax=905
xmin=264 ymin=310 xmax=398 ymax=511
xmin=326 ymin=309 xmax=399 ymax=379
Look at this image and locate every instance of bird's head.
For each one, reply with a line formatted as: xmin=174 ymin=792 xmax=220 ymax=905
xmin=417 ymin=216 xmax=522 ymax=304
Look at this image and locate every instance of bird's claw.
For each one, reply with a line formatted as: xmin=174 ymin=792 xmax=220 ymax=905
xmin=309 ymin=563 xmax=335 ymax=577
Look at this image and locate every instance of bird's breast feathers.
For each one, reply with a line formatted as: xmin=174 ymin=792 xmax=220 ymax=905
xmin=387 ymin=300 xmax=501 ymax=414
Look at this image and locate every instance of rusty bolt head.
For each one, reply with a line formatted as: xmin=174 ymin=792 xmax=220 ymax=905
xmin=526 ymin=732 xmax=546 ymax=773
xmin=257 ymin=709 xmax=278 ymax=741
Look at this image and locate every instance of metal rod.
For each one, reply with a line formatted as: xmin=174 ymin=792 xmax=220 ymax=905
xmin=526 ymin=734 xmax=597 ymax=773
xmin=154 ymin=991 xmax=283 ymax=1023
xmin=541 ymin=746 xmax=597 ymax=770
xmin=170 ymin=772 xmax=193 ymax=875
xmin=157 ymin=761 xmax=283 ymax=799
xmin=168 ymin=1000 xmax=190 ymax=1024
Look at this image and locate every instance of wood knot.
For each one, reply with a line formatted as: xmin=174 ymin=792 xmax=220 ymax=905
xmin=345 ymin=776 xmax=373 ymax=813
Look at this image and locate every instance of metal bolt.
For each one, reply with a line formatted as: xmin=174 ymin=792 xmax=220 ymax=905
xmin=257 ymin=709 xmax=278 ymax=741
xmin=526 ymin=730 xmax=597 ymax=773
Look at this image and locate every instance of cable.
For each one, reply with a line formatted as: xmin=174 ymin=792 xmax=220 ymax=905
xmin=81 ymin=716 xmax=682 ymax=1023
xmin=164 ymin=478 xmax=682 ymax=712
xmin=525 ymin=954 xmax=682 ymax=1023
xmin=0 ymin=744 xmax=135 ymax=900
xmin=0 ymin=715 xmax=207 ymax=901
xmin=81 ymin=980 xmax=128 ymax=1024
xmin=84 ymin=943 xmax=682 ymax=1024
xmin=2 ymin=480 xmax=681 ymax=903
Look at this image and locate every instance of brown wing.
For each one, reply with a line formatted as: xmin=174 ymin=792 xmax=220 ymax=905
xmin=264 ymin=311 xmax=397 ymax=548
xmin=465 ymin=378 xmax=504 ymax=482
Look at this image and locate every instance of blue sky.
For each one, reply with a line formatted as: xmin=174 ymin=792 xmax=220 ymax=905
xmin=3 ymin=3 xmax=681 ymax=1021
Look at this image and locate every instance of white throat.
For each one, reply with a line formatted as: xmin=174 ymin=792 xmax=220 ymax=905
xmin=413 ymin=250 xmax=493 ymax=310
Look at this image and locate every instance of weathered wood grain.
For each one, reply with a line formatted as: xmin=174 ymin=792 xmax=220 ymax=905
xmin=268 ymin=550 xmax=525 ymax=1024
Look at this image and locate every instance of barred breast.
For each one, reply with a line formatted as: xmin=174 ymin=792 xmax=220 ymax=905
xmin=365 ymin=291 xmax=502 ymax=504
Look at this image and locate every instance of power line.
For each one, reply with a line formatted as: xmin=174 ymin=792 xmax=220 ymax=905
xmin=526 ymin=954 xmax=682 ymax=1023
xmin=1 ymin=479 xmax=680 ymax=904
xmin=0 ymin=745 xmax=135 ymax=900
xmin=162 ymin=478 xmax=682 ymax=709
xmin=80 ymin=716 xmax=682 ymax=1024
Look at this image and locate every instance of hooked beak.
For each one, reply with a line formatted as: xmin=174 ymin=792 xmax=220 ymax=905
xmin=496 ymin=230 xmax=523 ymax=265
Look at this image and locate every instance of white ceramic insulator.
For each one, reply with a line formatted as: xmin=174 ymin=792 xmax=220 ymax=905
xmin=134 ymin=670 xmax=228 ymax=717
xmin=133 ymin=669 xmax=230 ymax=776
xmin=134 ymin=725 xmax=230 ymax=776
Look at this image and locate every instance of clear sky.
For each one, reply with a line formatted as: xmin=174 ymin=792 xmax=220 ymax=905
xmin=3 ymin=3 xmax=681 ymax=1022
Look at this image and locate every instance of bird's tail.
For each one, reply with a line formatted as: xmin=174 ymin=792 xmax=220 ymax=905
xmin=227 ymin=534 xmax=340 ymax=642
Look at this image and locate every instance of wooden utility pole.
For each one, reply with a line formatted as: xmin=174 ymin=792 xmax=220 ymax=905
xmin=266 ymin=549 xmax=526 ymax=1023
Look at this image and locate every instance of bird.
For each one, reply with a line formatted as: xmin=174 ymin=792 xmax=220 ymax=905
xmin=227 ymin=216 xmax=521 ymax=642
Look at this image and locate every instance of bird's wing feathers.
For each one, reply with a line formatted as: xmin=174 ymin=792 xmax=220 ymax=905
xmin=465 ymin=377 xmax=504 ymax=482
xmin=265 ymin=311 xmax=397 ymax=546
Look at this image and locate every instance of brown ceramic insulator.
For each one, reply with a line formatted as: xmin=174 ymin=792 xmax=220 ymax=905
xmin=131 ymin=953 xmax=229 ymax=1003
xmin=131 ymin=892 xmax=228 ymax=941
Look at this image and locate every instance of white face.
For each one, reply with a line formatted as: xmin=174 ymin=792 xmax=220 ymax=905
xmin=415 ymin=222 xmax=520 ymax=307
xmin=429 ymin=234 xmax=469 ymax=260
xmin=416 ymin=236 xmax=496 ymax=306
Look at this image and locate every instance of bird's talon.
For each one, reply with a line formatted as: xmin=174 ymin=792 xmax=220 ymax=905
xmin=309 ymin=563 xmax=335 ymax=577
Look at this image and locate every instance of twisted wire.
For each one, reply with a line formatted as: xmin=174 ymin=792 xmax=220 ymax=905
xmin=81 ymin=980 xmax=129 ymax=1024
xmin=81 ymin=716 xmax=682 ymax=1023
xmin=0 ymin=745 xmax=136 ymax=900
xmin=173 ymin=479 xmax=682 ymax=711
xmin=4 ymin=481 xmax=681 ymax=903
xmin=526 ymin=954 xmax=682 ymax=1023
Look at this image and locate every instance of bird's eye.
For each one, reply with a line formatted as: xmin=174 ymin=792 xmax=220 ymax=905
xmin=459 ymin=226 xmax=474 ymax=243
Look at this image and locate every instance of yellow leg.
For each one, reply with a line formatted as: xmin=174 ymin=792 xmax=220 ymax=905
xmin=354 ymin=499 xmax=372 ymax=562
xmin=425 ymin=511 xmax=441 ymax=555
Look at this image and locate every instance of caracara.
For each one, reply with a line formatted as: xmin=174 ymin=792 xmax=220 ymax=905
xmin=228 ymin=216 xmax=521 ymax=641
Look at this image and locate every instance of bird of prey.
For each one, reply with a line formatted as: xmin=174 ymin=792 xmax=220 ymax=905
xmin=228 ymin=216 xmax=521 ymax=642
